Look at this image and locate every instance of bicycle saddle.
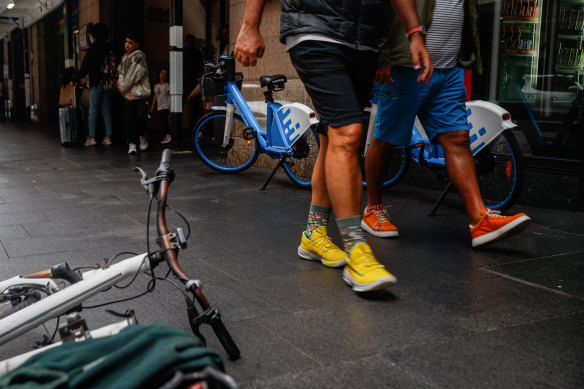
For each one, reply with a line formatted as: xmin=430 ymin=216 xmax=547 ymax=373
xmin=259 ymin=74 xmax=287 ymax=89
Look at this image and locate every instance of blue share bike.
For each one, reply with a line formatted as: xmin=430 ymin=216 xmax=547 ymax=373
xmin=361 ymin=89 xmax=524 ymax=213
xmin=193 ymin=55 xmax=320 ymax=190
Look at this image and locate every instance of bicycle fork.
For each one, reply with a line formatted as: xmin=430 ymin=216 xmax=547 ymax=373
xmin=222 ymin=103 xmax=235 ymax=148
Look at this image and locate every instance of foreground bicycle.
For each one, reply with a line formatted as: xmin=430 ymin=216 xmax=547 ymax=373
xmin=0 ymin=150 xmax=240 ymax=365
xmin=193 ymin=55 xmax=320 ymax=189
xmin=361 ymin=91 xmax=524 ymax=213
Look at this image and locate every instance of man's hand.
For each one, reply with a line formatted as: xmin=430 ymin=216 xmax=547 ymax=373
xmin=234 ymin=0 xmax=267 ymax=67
xmin=409 ymin=34 xmax=433 ymax=85
xmin=375 ymin=65 xmax=393 ymax=85
xmin=234 ymin=25 xmax=265 ymax=67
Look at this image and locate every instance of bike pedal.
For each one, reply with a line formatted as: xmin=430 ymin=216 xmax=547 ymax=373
xmin=242 ymin=128 xmax=255 ymax=140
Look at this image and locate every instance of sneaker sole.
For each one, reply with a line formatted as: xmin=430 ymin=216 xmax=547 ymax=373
xmin=472 ymin=215 xmax=531 ymax=248
xmin=342 ymin=268 xmax=397 ymax=292
xmin=297 ymin=246 xmax=346 ymax=268
xmin=361 ymin=220 xmax=399 ymax=238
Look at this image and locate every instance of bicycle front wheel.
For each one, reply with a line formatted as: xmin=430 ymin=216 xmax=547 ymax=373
xmin=194 ymin=112 xmax=260 ymax=173
xmin=283 ymin=125 xmax=320 ymax=188
xmin=474 ymin=129 xmax=523 ymax=212
xmin=0 ymin=287 xmax=43 ymax=320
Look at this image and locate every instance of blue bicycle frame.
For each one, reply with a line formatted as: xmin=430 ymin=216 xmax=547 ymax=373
xmin=194 ymin=55 xmax=319 ymax=189
xmin=222 ymin=82 xmax=314 ymax=157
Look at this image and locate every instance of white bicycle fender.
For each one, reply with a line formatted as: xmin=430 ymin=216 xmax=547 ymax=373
xmin=277 ymin=103 xmax=319 ymax=146
xmin=466 ymin=100 xmax=517 ymax=155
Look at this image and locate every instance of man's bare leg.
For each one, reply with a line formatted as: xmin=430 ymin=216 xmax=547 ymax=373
xmin=325 ymin=123 xmax=363 ymax=218
xmin=438 ymin=131 xmax=484 ymax=225
xmin=325 ymin=122 xmax=397 ymax=291
xmin=298 ymin=133 xmax=347 ymax=267
xmin=365 ymin=137 xmax=396 ymax=210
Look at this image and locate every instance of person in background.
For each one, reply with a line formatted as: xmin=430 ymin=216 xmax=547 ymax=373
xmin=235 ymin=0 xmax=432 ymax=293
xmin=75 ymin=22 xmax=115 ymax=147
xmin=183 ymin=34 xmax=204 ymax=135
xmin=117 ymin=32 xmax=151 ymax=155
xmin=362 ymin=0 xmax=531 ymax=248
xmin=151 ymin=67 xmax=172 ymax=144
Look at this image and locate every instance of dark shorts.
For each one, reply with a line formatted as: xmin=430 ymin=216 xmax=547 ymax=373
xmin=288 ymin=41 xmax=378 ymax=134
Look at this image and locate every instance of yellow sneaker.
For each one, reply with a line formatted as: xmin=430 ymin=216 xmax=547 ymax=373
xmin=343 ymin=243 xmax=397 ymax=292
xmin=297 ymin=226 xmax=347 ymax=268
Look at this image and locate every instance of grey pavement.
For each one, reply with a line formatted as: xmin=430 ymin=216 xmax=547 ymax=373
xmin=0 ymin=121 xmax=582 ymax=388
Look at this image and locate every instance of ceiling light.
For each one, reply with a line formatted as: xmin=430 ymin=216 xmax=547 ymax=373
xmin=6 ymin=1 xmax=15 ymax=9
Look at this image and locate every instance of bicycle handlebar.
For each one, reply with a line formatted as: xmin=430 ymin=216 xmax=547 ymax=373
xmin=155 ymin=149 xmax=175 ymax=183
xmin=147 ymin=150 xmax=241 ymax=360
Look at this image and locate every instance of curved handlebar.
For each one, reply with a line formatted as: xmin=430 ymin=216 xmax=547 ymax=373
xmin=155 ymin=149 xmax=175 ymax=183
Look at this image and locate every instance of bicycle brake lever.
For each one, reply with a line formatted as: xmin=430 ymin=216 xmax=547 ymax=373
xmin=134 ymin=167 xmax=157 ymax=197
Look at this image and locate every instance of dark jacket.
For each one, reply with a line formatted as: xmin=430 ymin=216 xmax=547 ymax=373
xmin=378 ymin=0 xmax=482 ymax=73
xmin=77 ymin=41 xmax=114 ymax=87
xmin=280 ymin=0 xmax=391 ymax=49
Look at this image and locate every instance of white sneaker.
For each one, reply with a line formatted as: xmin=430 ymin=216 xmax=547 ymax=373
xmin=102 ymin=137 xmax=112 ymax=146
xmin=128 ymin=143 xmax=137 ymax=155
xmin=84 ymin=137 xmax=96 ymax=147
xmin=139 ymin=136 xmax=149 ymax=151
xmin=161 ymin=134 xmax=172 ymax=144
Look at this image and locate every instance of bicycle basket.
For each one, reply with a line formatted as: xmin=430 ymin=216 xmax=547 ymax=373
xmin=201 ymin=72 xmax=243 ymax=96
xmin=201 ymin=73 xmax=226 ymax=96
xmin=235 ymin=72 xmax=243 ymax=90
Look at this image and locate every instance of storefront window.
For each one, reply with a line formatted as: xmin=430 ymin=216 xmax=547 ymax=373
xmin=496 ymin=0 xmax=584 ymax=161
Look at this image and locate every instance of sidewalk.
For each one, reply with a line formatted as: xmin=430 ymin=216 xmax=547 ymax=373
xmin=0 ymin=121 xmax=582 ymax=388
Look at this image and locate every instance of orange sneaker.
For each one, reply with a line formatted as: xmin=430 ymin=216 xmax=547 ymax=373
xmin=361 ymin=204 xmax=399 ymax=238
xmin=471 ymin=208 xmax=531 ymax=248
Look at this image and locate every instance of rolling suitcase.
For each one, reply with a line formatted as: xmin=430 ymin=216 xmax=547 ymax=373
xmin=58 ymin=105 xmax=79 ymax=146
xmin=58 ymin=82 xmax=82 ymax=146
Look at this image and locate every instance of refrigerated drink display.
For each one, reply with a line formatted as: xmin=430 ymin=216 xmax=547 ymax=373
xmin=557 ymin=1 xmax=584 ymax=73
xmin=498 ymin=0 xmax=584 ymax=159
xmin=499 ymin=0 xmax=542 ymax=103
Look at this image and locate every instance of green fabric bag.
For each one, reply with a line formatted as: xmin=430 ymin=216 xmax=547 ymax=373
xmin=0 ymin=324 xmax=225 ymax=389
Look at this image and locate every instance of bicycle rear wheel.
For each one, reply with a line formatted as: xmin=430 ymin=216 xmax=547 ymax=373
xmin=283 ymin=125 xmax=320 ymax=188
xmin=194 ymin=112 xmax=260 ymax=173
xmin=474 ymin=129 xmax=523 ymax=212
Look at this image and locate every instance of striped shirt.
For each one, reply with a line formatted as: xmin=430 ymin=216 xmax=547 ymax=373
xmin=426 ymin=0 xmax=464 ymax=69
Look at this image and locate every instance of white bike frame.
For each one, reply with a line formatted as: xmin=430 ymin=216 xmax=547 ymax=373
xmin=363 ymin=100 xmax=517 ymax=156
xmin=0 ymin=253 xmax=151 ymax=346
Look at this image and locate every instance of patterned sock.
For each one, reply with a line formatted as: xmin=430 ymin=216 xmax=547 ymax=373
xmin=306 ymin=204 xmax=332 ymax=239
xmin=336 ymin=215 xmax=367 ymax=253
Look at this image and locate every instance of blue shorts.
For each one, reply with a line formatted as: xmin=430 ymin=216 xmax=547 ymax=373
xmin=374 ymin=65 xmax=469 ymax=146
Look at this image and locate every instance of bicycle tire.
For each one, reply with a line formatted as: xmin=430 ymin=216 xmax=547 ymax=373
xmin=193 ymin=111 xmax=260 ymax=173
xmin=0 ymin=288 xmax=43 ymax=320
xmin=359 ymin=114 xmax=411 ymax=189
xmin=282 ymin=125 xmax=320 ymax=188
xmin=474 ymin=129 xmax=523 ymax=212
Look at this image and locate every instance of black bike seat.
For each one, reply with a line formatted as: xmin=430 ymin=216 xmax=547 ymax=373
xmin=259 ymin=75 xmax=287 ymax=88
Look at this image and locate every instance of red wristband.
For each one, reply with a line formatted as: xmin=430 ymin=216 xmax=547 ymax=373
xmin=407 ymin=26 xmax=426 ymax=39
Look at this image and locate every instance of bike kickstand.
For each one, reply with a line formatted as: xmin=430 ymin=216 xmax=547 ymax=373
xmin=260 ymin=156 xmax=286 ymax=191
xmin=429 ymin=181 xmax=453 ymax=216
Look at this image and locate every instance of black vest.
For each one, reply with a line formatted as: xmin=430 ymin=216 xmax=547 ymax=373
xmin=280 ymin=0 xmax=391 ymax=49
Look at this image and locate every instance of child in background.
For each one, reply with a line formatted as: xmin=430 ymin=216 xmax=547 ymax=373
xmin=151 ymin=68 xmax=171 ymax=144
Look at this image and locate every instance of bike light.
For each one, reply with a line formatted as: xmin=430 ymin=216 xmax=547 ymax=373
xmin=502 ymin=112 xmax=511 ymax=121
xmin=309 ymin=112 xmax=316 ymax=118
xmin=506 ymin=159 xmax=512 ymax=180
xmin=247 ymin=139 xmax=251 ymax=146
